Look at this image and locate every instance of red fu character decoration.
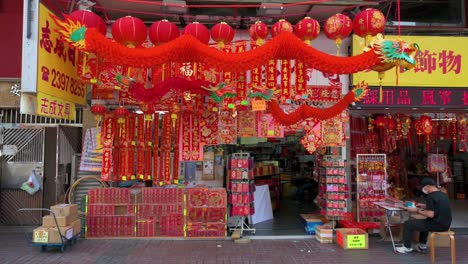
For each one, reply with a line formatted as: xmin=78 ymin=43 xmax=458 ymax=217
xmin=149 ymin=19 xmax=180 ymax=46
xmin=249 ymin=21 xmax=269 ymax=46
xmin=353 ymin=8 xmax=386 ymax=43
xmin=294 ymin=17 xmax=320 ymax=45
xmin=210 ymin=22 xmax=235 ymax=49
xmin=324 ymin=14 xmax=353 ymax=51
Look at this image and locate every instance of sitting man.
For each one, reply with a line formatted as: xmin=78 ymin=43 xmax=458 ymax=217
xmin=396 ymin=177 xmax=452 ymax=254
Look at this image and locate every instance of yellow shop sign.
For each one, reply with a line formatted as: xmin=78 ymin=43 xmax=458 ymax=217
xmin=352 ymin=35 xmax=468 ymax=87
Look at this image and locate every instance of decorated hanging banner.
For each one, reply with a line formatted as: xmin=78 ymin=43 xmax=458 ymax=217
xmin=159 ymin=114 xmax=172 ymax=185
xmin=200 ymin=101 xmax=219 ymax=145
xmin=91 ymin=84 xmax=114 ymax=99
xmin=127 ymin=115 xmax=137 ymax=146
xmin=281 ymin=60 xmax=291 ymax=100
xmin=180 ymin=113 xmax=191 ymax=161
xmin=152 ymin=114 xmax=160 ymax=186
xmin=173 ymin=114 xmax=181 ymax=184
xmin=99 ymin=62 xmax=125 ymax=90
xmin=295 ymin=61 xmax=307 ymax=95
xmin=137 ymin=114 xmax=145 ymax=146
xmin=77 ymin=51 xmax=98 ymax=84
xmin=321 ymin=118 xmax=345 ymax=146
xmin=218 ymin=109 xmax=237 ymax=144
xmin=238 ymin=110 xmax=257 ymax=137
xmin=236 ymin=43 xmax=247 ymax=100
xmin=119 ymin=147 xmax=128 ymax=181
xmin=144 ymin=146 xmax=152 ymax=181
xmin=266 ymin=59 xmax=277 ymax=89
xmin=137 ymin=146 xmax=145 ymax=180
xmin=102 ymin=114 xmax=115 ymax=147
xmin=250 ymin=43 xmax=262 ymax=88
xmin=258 ymin=113 xmax=284 ymax=138
xmin=101 ymin=147 xmax=112 ymax=181
xmin=191 ymin=113 xmax=202 ymax=160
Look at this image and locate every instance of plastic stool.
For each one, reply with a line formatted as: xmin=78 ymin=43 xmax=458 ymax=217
xmin=429 ymin=230 xmax=455 ymax=264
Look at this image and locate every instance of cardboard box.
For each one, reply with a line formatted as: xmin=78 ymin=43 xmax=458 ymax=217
xmin=315 ymin=225 xmax=333 ymax=243
xmin=50 ymin=204 xmax=78 ymax=217
xmin=300 ymin=214 xmax=328 ymax=234
xmin=71 ymin=219 xmax=82 ymax=236
xmin=42 ymin=214 xmax=76 ymax=227
xmin=336 ymin=228 xmax=368 ymax=249
xmin=32 ymin=225 xmax=74 ymax=243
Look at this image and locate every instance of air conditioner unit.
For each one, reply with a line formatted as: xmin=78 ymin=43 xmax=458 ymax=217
xmin=257 ymin=3 xmax=285 ymax=16
xmin=161 ymin=0 xmax=188 ymax=14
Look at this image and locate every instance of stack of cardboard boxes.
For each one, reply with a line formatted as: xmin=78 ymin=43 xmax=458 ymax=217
xmin=33 ymin=204 xmax=81 ymax=243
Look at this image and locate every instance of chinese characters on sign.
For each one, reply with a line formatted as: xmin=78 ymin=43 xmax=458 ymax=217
xmin=36 ymin=92 xmax=76 ymax=120
xmin=352 ymin=35 xmax=468 ymax=87
xmin=37 ymin=3 xmax=84 ymax=108
xmin=354 ymin=87 xmax=468 ymax=108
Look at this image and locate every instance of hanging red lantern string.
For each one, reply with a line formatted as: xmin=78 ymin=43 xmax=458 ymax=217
xmin=149 ymin=19 xmax=180 ymax=46
xmin=294 ymin=17 xmax=320 ymax=45
xmin=459 ymin=117 xmax=467 ymax=152
xmin=249 ymin=21 xmax=269 ymax=46
xmin=353 ymin=8 xmax=386 ymax=43
xmin=450 ymin=118 xmax=458 ymax=155
xmin=323 ymin=13 xmax=353 ymax=51
xmin=182 ymin=22 xmax=210 ymax=44
xmin=271 ymin=19 xmax=293 ymax=38
xmin=419 ymin=115 xmax=433 ymax=152
xmin=210 ymin=22 xmax=235 ymax=49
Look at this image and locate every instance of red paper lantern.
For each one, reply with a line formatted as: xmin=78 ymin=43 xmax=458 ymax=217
xmin=111 ymin=16 xmax=147 ymax=47
xmin=294 ymin=17 xmax=320 ymax=44
xmin=114 ymin=106 xmax=129 ymax=117
xmin=249 ymin=21 xmax=269 ymax=45
xmin=324 ymin=14 xmax=353 ymax=46
xmin=271 ymin=19 xmax=293 ymax=38
xmin=90 ymin=103 xmax=107 ymax=115
xmin=149 ymin=19 xmax=180 ymax=45
xmin=69 ymin=10 xmax=107 ymax=35
xmin=353 ymin=8 xmax=386 ymax=39
xmin=182 ymin=22 xmax=210 ymax=44
xmin=90 ymin=103 xmax=106 ymax=122
xmin=210 ymin=22 xmax=235 ymax=48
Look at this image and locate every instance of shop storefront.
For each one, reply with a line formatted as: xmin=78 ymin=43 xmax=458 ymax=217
xmin=349 ymin=34 xmax=468 ymax=229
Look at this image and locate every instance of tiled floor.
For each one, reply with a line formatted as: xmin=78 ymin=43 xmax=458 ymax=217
xmin=0 ymin=229 xmax=462 ymax=264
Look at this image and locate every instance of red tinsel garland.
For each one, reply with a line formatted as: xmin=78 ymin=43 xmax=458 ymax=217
xmin=128 ymin=77 xmax=212 ymax=102
xmin=84 ymin=29 xmax=381 ymax=74
xmin=267 ymin=92 xmax=356 ymax=126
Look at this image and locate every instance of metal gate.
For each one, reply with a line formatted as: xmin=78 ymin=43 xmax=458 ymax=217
xmin=0 ymin=127 xmax=45 ymax=225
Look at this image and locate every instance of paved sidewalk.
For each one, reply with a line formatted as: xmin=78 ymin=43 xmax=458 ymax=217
xmin=0 ymin=230 xmax=462 ymax=264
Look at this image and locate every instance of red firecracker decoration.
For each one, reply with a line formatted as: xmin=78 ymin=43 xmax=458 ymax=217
xmin=249 ymin=21 xmax=269 ymax=45
xmin=324 ymin=14 xmax=353 ymax=47
xmin=69 ymin=10 xmax=107 ymax=35
xmin=111 ymin=16 xmax=148 ymax=48
xmin=182 ymin=22 xmax=210 ymax=44
xmin=271 ymin=19 xmax=293 ymax=38
xmin=149 ymin=19 xmax=180 ymax=45
xmin=459 ymin=117 xmax=467 ymax=152
xmin=90 ymin=103 xmax=107 ymax=122
xmin=294 ymin=17 xmax=320 ymax=44
xmin=353 ymin=8 xmax=386 ymax=41
xmin=210 ymin=22 xmax=235 ymax=49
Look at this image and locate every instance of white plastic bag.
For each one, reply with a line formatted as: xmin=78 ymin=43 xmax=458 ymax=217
xmin=20 ymin=170 xmax=41 ymax=195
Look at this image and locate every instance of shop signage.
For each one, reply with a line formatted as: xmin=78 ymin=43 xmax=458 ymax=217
xmin=352 ymin=35 xmax=468 ymax=87
xmin=0 ymin=82 xmax=21 ymax=107
xmin=347 ymin=234 xmax=366 ymax=249
xmin=36 ymin=92 xmax=76 ymax=120
xmin=353 ymin=87 xmax=468 ymax=109
xmin=36 ymin=3 xmax=85 ymax=105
